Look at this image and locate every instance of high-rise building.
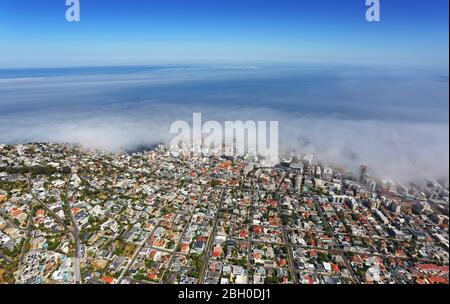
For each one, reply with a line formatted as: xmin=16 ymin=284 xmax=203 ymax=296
xmin=359 ymin=165 xmax=368 ymax=185
xmin=367 ymin=180 xmax=377 ymax=192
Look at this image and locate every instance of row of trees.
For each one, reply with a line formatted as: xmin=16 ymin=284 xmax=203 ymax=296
xmin=0 ymin=165 xmax=71 ymax=176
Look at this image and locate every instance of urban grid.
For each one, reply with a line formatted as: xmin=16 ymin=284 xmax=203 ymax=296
xmin=0 ymin=143 xmax=448 ymax=284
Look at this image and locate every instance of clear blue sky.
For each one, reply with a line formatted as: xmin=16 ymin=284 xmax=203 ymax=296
xmin=0 ymin=0 xmax=448 ymax=68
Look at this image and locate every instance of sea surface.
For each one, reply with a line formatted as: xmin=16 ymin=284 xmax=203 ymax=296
xmin=0 ymin=64 xmax=448 ymax=182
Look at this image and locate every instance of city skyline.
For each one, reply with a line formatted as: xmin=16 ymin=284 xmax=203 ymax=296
xmin=0 ymin=0 xmax=448 ymax=288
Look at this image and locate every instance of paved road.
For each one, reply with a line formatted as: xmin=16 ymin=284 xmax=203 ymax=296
xmin=18 ymin=202 xmax=35 ymax=273
xmin=198 ymin=188 xmax=224 ymax=284
xmin=277 ymin=194 xmax=299 ymax=283
xmin=0 ymin=251 xmax=12 ymax=264
xmin=162 ymin=213 xmax=194 ymax=282
xmin=246 ymin=193 xmax=254 ymax=283
xmin=0 ymin=177 xmax=36 ymax=280
xmin=64 ymin=173 xmax=82 ymax=284
xmin=164 ymin=186 xmax=206 ymax=279
xmin=27 ymin=175 xmax=68 ymax=230
xmin=274 ymin=172 xmax=299 ymax=283
xmin=117 ymin=220 xmax=161 ymax=284
xmin=314 ymin=199 xmax=360 ymax=283
xmin=27 ymin=173 xmax=82 ymax=283
xmin=156 ymin=213 xmax=193 ymax=283
xmin=0 ymin=209 xmax=24 ymax=231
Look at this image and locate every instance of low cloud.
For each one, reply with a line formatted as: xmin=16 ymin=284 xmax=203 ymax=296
xmin=0 ymin=65 xmax=448 ymax=184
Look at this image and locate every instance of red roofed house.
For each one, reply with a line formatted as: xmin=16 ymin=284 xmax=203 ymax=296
xmin=252 ymin=225 xmax=263 ymax=234
xmin=101 ymin=276 xmax=114 ymax=284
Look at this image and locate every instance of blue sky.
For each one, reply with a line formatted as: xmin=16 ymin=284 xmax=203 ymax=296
xmin=0 ymin=0 xmax=448 ymax=68
xmin=0 ymin=1 xmax=448 ymax=182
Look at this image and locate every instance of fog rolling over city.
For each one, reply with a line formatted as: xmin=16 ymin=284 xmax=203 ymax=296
xmin=0 ymin=65 xmax=448 ymax=184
